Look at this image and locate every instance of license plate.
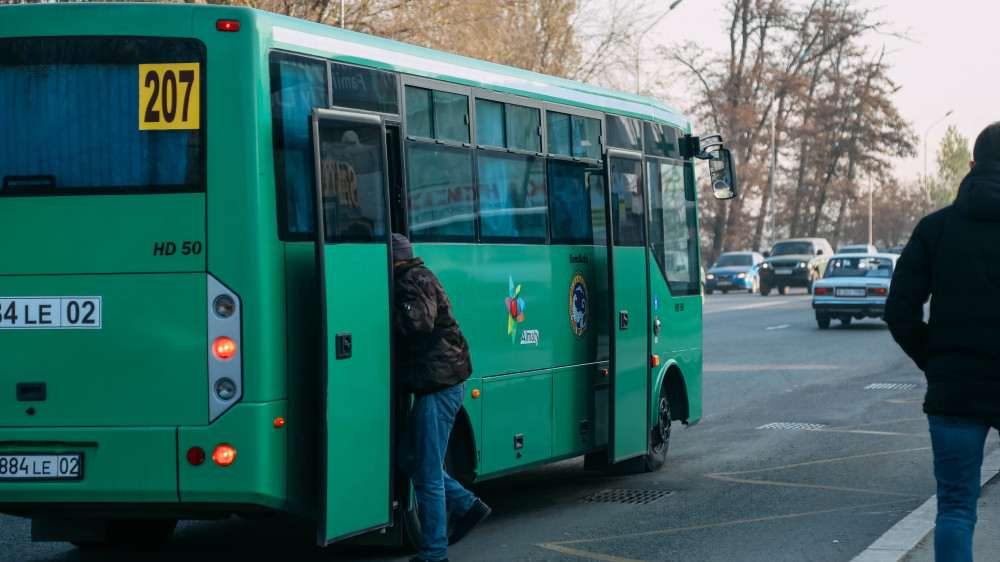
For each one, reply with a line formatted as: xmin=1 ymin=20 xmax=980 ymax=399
xmin=774 ymin=268 xmax=792 ymax=275
xmin=716 ymin=281 xmax=732 ymax=287
xmin=0 ymin=453 xmax=83 ymax=480
xmin=836 ymin=288 xmax=866 ymax=297
xmin=0 ymin=297 xmax=101 ymax=329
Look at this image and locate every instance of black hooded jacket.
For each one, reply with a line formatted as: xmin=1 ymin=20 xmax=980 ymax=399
xmin=885 ymin=160 xmax=1000 ymax=416
xmin=393 ymin=258 xmax=472 ymax=395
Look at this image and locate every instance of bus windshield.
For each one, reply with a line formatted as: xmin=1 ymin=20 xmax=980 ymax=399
xmin=0 ymin=37 xmax=205 ymax=196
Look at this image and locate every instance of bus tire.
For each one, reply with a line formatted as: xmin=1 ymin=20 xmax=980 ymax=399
xmin=644 ymin=386 xmax=671 ymax=472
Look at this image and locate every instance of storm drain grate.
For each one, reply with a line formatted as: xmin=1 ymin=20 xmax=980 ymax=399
xmin=756 ymin=422 xmax=827 ymax=430
xmin=865 ymin=383 xmax=919 ymax=390
xmin=581 ymin=489 xmax=673 ymax=504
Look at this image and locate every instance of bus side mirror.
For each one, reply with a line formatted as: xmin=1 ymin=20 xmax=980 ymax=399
xmin=708 ymin=148 xmax=738 ymax=200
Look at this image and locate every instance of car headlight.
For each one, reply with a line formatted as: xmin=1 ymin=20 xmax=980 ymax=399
xmin=706 ymin=273 xmax=715 ymax=280
xmin=761 ymin=263 xmax=771 ymax=269
xmin=736 ymin=272 xmax=746 ymax=279
xmin=798 ymin=262 xmax=807 ymax=268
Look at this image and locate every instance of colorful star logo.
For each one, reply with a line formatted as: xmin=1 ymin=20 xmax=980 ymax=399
xmin=506 ymin=275 xmax=525 ymax=343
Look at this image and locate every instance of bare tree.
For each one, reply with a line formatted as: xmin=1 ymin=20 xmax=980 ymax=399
xmin=671 ymin=0 xmax=916 ymax=264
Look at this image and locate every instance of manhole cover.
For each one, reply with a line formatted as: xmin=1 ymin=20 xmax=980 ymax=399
xmin=865 ymin=383 xmax=919 ymax=390
xmin=581 ymin=489 xmax=673 ymax=504
xmin=756 ymin=422 xmax=827 ymax=430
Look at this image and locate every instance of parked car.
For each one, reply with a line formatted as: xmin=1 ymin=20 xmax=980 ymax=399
xmin=884 ymin=245 xmax=904 ymax=254
xmin=705 ymin=251 xmax=764 ymax=294
xmin=811 ymin=253 xmax=899 ymax=328
xmin=758 ymin=237 xmax=834 ymax=295
xmin=838 ymin=243 xmax=878 ymax=254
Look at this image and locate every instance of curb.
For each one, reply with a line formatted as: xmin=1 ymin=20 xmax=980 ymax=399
xmin=851 ymin=448 xmax=1000 ymax=561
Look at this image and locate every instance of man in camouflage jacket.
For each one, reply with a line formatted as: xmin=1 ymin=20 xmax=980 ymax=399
xmin=392 ymin=233 xmax=489 ymax=562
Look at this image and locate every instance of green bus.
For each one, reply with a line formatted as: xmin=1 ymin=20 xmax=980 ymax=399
xmin=0 ymin=2 xmax=737 ymax=548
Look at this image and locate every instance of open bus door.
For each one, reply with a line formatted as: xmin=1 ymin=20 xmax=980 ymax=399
xmin=604 ymin=151 xmax=651 ymax=465
xmin=311 ymin=108 xmax=394 ymax=545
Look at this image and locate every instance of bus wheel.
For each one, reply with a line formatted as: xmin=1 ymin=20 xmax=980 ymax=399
xmin=644 ymin=387 xmax=671 ymax=472
xmin=401 ymin=490 xmax=424 ymax=553
xmin=71 ymin=519 xmax=178 ymax=548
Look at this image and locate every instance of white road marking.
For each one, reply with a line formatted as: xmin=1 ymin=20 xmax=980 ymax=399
xmin=766 ymin=324 xmax=790 ymax=330
xmin=703 ymin=300 xmax=789 ymax=315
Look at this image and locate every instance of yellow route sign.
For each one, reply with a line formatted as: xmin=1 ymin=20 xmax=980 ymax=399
xmin=139 ymin=63 xmax=200 ymax=130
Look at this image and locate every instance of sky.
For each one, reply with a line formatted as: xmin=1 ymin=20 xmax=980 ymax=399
xmin=649 ymin=0 xmax=998 ymax=183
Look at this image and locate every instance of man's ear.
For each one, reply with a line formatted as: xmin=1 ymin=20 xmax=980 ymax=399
xmin=970 ymin=160 xmax=976 ymax=170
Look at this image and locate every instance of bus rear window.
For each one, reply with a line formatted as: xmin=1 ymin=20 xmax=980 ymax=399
xmin=0 ymin=37 xmax=205 ymax=196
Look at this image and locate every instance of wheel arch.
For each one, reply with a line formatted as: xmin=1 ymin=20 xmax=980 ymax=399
xmin=653 ymin=361 xmax=690 ymax=424
xmin=445 ymin=404 xmax=478 ymax=487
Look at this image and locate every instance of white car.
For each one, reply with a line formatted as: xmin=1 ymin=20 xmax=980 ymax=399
xmin=838 ymin=243 xmax=878 ymax=253
xmin=811 ymin=253 xmax=899 ymax=329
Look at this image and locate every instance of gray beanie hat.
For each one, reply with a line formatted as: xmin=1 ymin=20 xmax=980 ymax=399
xmin=392 ymin=233 xmax=413 ymax=261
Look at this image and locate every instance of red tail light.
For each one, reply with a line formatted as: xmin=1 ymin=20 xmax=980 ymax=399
xmin=814 ymin=287 xmax=832 ymax=296
xmin=868 ymin=287 xmax=888 ymax=297
xmin=212 ymin=444 xmax=236 ymax=466
xmin=187 ymin=447 xmax=205 ymax=466
xmin=212 ymin=337 xmax=237 ymax=360
xmin=216 ymin=19 xmax=240 ymax=32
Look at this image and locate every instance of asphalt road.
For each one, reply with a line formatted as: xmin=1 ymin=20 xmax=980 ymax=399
xmin=3 ymin=290 xmax=960 ymax=562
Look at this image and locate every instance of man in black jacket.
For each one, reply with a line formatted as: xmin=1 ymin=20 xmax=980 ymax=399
xmin=885 ymin=121 xmax=1000 ymax=562
xmin=392 ymin=233 xmax=490 ymax=562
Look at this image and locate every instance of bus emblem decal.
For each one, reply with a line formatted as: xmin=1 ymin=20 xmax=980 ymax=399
xmin=569 ymin=273 xmax=589 ymax=339
xmin=506 ymin=275 xmax=525 ymax=344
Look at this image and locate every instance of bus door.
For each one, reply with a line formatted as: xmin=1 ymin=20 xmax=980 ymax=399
xmin=604 ymin=151 xmax=650 ymax=463
xmin=311 ymin=108 xmax=394 ymax=545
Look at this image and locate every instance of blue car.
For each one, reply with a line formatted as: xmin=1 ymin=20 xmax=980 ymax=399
xmin=705 ymin=251 xmax=764 ymax=294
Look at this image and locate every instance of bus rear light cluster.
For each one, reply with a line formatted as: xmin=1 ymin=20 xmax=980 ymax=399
xmin=185 ymin=445 xmax=236 ymax=466
xmin=208 ymin=276 xmax=242 ymax=422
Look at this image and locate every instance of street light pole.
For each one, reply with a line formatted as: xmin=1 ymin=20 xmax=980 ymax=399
xmin=634 ymin=0 xmax=684 ymax=94
xmin=924 ymin=110 xmax=954 ymax=186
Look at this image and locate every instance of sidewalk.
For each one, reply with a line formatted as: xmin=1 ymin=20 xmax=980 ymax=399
xmin=852 ymin=449 xmax=1000 ymax=562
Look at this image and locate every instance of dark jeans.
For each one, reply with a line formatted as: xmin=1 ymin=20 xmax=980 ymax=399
xmin=398 ymin=382 xmax=476 ymax=562
xmin=927 ymin=414 xmax=1000 ymax=562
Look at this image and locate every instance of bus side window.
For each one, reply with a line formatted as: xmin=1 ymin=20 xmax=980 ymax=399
xmin=270 ymin=52 xmax=328 ymax=240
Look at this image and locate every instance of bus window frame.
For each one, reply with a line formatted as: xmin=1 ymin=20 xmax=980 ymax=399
xmin=540 ymin=102 xmax=605 ymax=165
xmin=471 ymin=88 xmax=545 ymax=157
xmin=269 ymin=49 xmax=402 ymax=242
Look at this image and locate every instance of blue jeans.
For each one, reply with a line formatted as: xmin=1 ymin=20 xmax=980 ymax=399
xmin=398 ymin=382 xmax=476 ymax=562
xmin=927 ymin=414 xmax=1000 ymax=562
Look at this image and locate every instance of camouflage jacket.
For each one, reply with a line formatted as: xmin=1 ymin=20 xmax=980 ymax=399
xmin=393 ymin=258 xmax=472 ymax=394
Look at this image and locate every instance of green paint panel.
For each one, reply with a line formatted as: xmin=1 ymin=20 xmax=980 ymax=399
xmin=417 ymin=244 xmax=607 ymax=378
xmin=178 ymin=401 xmax=287 ymax=508
xmin=551 ymin=365 xmax=601 ymax=457
xmin=321 ymin=245 xmax=391 ymax=541
xmin=610 ymin=247 xmax=649 ymax=461
xmin=0 ymin=427 xmax=177 ymax=503
xmin=0 ymin=274 xmax=207 ymax=427
xmin=648 ymin=257 xmax=703 ymax=424
xmin=0 ymin=194 xmax=205 ymax=275
xmin=481 ymin=372 xmax=552 ymax=474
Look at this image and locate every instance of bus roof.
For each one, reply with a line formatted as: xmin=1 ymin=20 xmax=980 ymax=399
xmin=259 ymin=9 xmax=689 ymax=128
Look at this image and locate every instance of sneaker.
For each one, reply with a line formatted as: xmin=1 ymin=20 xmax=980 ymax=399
xmin=449 ymin=499 xmax=491 ymax=545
